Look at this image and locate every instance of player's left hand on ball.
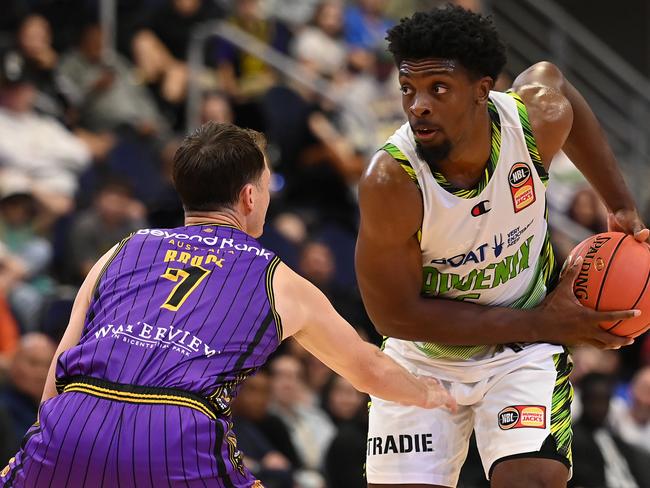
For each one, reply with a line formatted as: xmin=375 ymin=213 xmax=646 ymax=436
xmin=608 ymin=209 xmax=650 ymax=243
xmin=420 ymin=377 xmax=457 ymax=412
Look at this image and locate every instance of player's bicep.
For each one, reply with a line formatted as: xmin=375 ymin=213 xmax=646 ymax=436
xmin=356 ymin=232 xmax=424 ymax=335
xmin=356 ymin=151 xmax=425 ymax=334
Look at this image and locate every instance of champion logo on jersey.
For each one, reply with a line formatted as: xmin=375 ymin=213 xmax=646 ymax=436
xmin=508 ymin=162 xmax=536 ymax=213
xmin=471 ymin=200 xmax=491 ymax=217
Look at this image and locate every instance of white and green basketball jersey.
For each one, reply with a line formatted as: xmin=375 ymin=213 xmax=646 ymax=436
xmin=382 ymin=91 xmax=563 ymax=365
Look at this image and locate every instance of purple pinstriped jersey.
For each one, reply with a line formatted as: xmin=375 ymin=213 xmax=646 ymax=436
xmin=56 ymin=223 xmax=282 ymax=398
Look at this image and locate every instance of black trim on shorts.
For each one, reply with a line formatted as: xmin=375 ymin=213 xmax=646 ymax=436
xmin=488 ymin=434 xmax=571 ymax=479
xmin=58 ymin=375 xmax=223 ymax=419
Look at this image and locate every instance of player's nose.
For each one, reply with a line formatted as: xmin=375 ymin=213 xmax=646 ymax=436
xmin=409 ymin=94 xmax=432 ymax=117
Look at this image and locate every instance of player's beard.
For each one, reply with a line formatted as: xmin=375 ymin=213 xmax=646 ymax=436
xmin=415 ymin=139 xmax=452 ymax=171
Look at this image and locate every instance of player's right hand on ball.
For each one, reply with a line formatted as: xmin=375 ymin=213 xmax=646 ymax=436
xmin=534 ymin=255 xmax=638 ymax=349
xmin=418 ymin=377 xmax=457 ymax=412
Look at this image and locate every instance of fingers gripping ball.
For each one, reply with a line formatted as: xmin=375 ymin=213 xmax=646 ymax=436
xmin=569 ymin=232 xmax=650 ymax=338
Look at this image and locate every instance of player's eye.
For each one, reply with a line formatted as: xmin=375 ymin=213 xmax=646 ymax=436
xmin=400 ymin=85 xmax=413 ymax=95
xmin=433 ymin=85 xmax=448 ymax=94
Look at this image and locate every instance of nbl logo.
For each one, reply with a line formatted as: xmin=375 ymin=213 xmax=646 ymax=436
xmin=498 ymin=405 xmax=546 ymax=430
xmin=509 ymin=163 xmax=531 ymax=186
xmin=508 ymin=162 xmax=536 ymax=213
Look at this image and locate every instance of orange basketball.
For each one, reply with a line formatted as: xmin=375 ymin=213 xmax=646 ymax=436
xmin=570 ymin=232 xmax=650 ymax=338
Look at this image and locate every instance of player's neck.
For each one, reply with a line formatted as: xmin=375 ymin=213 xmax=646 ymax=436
xmin=431 ymin=108 xmax=492 ymax=187
xmin=184 ymin=211 xmax=246 ymax=232
xmin=447 ymin=107 xmax=492 ymax=168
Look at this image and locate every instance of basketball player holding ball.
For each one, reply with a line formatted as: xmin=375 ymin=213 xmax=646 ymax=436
xmin=356 ymin=6 xmax=649 ymax=488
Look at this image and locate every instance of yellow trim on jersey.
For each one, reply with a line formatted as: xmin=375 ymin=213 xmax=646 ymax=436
xmin=90 ymin=233 xmax=134 ymax=298
xmin=63 ymin=381 xmax=217 ymax=419
xmin=265 ymin=256 xmax=283 ymax=342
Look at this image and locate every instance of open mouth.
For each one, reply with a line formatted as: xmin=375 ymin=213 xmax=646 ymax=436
xmin=414 ymin=128 xmax=439 ymax=140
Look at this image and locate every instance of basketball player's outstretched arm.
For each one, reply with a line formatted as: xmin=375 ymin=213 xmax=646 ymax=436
xmin=272 ymin=262 xmax=456 ymax=411
xmin=41 ymin=245 xmax=118 ymax=403
xmin=512 ymin=61 xmax=649 ymax=243
xmin=356 ymin=150 xmax=636 ymax=349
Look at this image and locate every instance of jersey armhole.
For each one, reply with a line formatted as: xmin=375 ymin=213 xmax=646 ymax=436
xmin=89 ymin=232 xmax=134 ymax=298
xmin=506 ymin=90 xmax=550 ymax=186
xmin=265 ymin=255 xmax=283 ymax=343
xmin=380 ymin=142 xmax=421 ymax=190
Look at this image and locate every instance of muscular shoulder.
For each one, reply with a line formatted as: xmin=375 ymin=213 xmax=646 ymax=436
xmin=358 ymin=150 xmax=423 ymax=245
xmin=512 ymin=62 xmax=574 ymax=167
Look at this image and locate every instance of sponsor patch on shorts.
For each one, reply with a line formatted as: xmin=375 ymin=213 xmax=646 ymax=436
xmin=498 ymin=405 xmax=546 ymax=430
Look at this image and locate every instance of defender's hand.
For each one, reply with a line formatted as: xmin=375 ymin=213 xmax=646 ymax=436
xmin=417 ymin=377 xmax=457 ymax=412
xmin=535 ymin=256 xmax=639 ymax=349
xmin=608 ymin=208 xmax=650 ymax=243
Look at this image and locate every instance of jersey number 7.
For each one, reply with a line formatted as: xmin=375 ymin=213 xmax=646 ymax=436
xmin=160 ymin=265 xmax=211 ymax=311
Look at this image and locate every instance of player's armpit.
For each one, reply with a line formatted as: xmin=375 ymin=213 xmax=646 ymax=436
xmin=40 ymin=244 xmax=120 ymax=404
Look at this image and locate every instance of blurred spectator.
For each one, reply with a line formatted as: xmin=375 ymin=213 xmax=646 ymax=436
xmin=0 ymin=171 xmax=54 ymax=331
xmin=0 ymin=333 xmax=56 ymax=456
xmin=570 ymin=346 xmax=622 ymax=421
xmin=131 ymin=0 xmax=222 ymax=128
xmin=264 ymin=0 xmax=320 ymax=29
xmin=268 ymin=355 xmax=335 ymax=475
xmin=610 ymin=367 xmax=650 ymax=455
xmin=567 ymin=187 xmax=608 ymax=234
xmin=147 ymin=139 xmax=185 ymax=229
xmin=321 ymin=374 xmax=368 ymax=487
xmin=570 ymin=373 xmax=650 ymax=488
xmin=212 ymin=0 xmax=292 ymax=124
xmin=321 ymin=374 xmax=366 ymax=426
xmin=13 ymin=14 xmax=66 ymax=119
xmin=0 ymin=295 xmax=19 ymax=377
xmin=200 ymin=90 xmax=234 ymax=124
xmin=232 ymin=370 xmax=294 ymax=488
xmin=0 ymin=50 xmax=91 ymax=216
xmin=291 ymin=1 xmax=347 ymax=77
xmin=139 ymin=0 xmax=221 ymax=62
xmin=57 ymin=23 xmax=167 ymax=136
xmin=0 ymin=1 xmax=28 ymax=34
xmin=344 ymin=0 xmax=392 ymax=52
xmin=551 ymin=185 xmax=608 ymax=265
xmin=298 ymin=240 xmax=375 ymax=339
xmin=67 ymin=179 xmax=146 ymax=282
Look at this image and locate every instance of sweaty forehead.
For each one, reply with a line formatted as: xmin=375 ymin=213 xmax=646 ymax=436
xmin=399 ymin=58 xmax=457 ymax=76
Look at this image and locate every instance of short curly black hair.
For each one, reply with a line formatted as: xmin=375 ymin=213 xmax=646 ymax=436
xmin=386 ymin=4 xmax=507 ymax=80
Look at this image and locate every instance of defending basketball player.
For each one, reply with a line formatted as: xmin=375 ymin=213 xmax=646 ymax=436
xmin=356 ymin=6 xmax=648 ymax=488
xmin=0 ymin=122 xmax=455 ymax=488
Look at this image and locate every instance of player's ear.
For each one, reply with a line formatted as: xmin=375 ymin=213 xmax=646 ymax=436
xmin=240 ymin=183 xmax=255 ymax=215
xmin=475 ymin=76 xmax=493 ymax=105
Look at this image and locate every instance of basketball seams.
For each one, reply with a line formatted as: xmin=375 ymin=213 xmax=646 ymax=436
xmin=608 ymin=256 xmax=650 ymax=334
xmin=594 ymin=234 xmax=628 ymax=312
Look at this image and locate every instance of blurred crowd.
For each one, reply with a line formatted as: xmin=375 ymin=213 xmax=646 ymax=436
xmin=0 ymin=1 xmax=648 ymax=487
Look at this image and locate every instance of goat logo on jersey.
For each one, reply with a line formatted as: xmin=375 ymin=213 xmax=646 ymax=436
xmin=508 ymin=162 xmax=536 ymax=213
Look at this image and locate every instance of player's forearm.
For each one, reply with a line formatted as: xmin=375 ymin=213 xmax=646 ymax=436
xmin=560 ymin=79 xmax=637 ymax=212
xmin=352 ymin=343 xmax=428 ymax=407
xmin=370 ymin=297 xmax=542 ymax=345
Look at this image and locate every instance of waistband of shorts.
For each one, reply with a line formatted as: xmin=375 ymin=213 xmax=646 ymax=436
xmin=56 ymin=375 xmax=221 ymax=420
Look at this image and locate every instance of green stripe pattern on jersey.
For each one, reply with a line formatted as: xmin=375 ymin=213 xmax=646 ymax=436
xmin=551 ymin=351 xmax=574 ymax=465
